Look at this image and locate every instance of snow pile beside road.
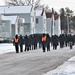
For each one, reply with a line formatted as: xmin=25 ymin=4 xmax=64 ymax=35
xmin=44 ymin=56 xmax=75 ymax=75
xmin=0 ymin=43 xmax=15 ymax=54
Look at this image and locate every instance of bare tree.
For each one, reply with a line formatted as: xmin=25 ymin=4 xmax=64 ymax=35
xmin=5 ymin=0 xmax=49 ymax=9
xmin=5 ymin=0 xmax=25 ymax=6
xmin=65 ymin=7 xmax=74 ymax=17
xmin=5 ymin=0 xmax=41 ymax=8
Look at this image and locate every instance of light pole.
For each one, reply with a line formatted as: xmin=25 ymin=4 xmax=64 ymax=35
xmin=70 ymin=20 xmax=73 ymax=33
xmin=52 ymin=8 xmax=54 ymax=36
xmin=0 ymin=14 xmax=2 ymax=37
xmin=67 ymin=15 xmax=69 ymax=34
xmin=19 ymin=18 xmax=25 ymax=35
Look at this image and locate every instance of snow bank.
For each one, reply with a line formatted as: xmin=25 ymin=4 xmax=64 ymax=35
xmin=0 ymin=43 xmax=15 ymax=54
xmin=44 ymin=56 xmax=75 ymax=75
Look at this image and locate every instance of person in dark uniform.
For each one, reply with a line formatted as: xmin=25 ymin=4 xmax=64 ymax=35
xmin=64 ymin=34 xmax=68 ymax=47
xmin=24 ymin=35 xmax=29 ymax=51
xmin=13 ymin=35 xmax=19 ymax=53
xmin=41 ymin=33 xmax=46 ymax=52
xmin=59 ymin=34 xmax=64 ymax=48
xmin=19 ymin=35 xmax=24 ymax=52
xmin=46 ymin=34 xmax=50 ymax=51
xmin=68 ymin=34 xmax=73 ymax=49
xmin=52 ymin=35 xmax=58 ymax=50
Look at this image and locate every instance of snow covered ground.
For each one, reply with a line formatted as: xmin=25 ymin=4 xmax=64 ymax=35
xmin=0 ymin=43 xmax=15 ymax=54
xmin=0 ymin=43 xmax=75 ymax=75
xmin=44 ymin=53 xmax=75 ymax=75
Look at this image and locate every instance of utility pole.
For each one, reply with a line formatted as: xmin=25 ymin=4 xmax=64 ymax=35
xmin=0 ymin=14 xmax=2 ymax=38
xmin=67 ymin=14 xmax=69 ymax=34
xmin=31 ymin=4 xmax=35 ymax=34
xmin=52 ymin=8 xmax=54 ymax=36
xmin=15 ymin=16 xmax=19 ymax=35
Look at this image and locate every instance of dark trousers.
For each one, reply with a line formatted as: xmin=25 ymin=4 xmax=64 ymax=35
xmin=15 ymin=45 xmax=19 ymax=53
xmin=25 ymin=44 xmax=29 ymax=51
xmin=70 ymin=42 xmax=73 ymax=49
xmin=20 ymin=45 xmax=23 ymax=52
xmin=53 ymin=45 xmax=57 ymax=50
xmin=42 ymin=43 xmax=46 ymax=52
xmin=47 ymin=44 xmax=50 ymax=51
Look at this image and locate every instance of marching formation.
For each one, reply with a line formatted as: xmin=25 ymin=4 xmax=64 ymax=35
xmin=13 ymin=33 xmax=75 ymax=53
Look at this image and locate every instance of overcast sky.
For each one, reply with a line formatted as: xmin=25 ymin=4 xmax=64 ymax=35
xmin=0 ymin=0 xmax=75 ymax=13
xmin=41 ymin=0 xmax=75 ymax=13
xmin=0 ymin=0 xmax=5 ymax=5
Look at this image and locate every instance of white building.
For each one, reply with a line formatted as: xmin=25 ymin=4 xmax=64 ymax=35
xmin=35 ymin=9 xmax=46 ymax=33
xmin=54 ymin=14 xmax=61 ymax=36
xmin=46 ymin=10 xmax=61 ymax=36
xmin=0 ymin=5 xmax=35 ymax=38
xmin=0 ymin=6 xmax=61 ymax=39
xmin=46 ymin=12 xmax=52 ymax=36
xmin=0 ymin=15 xmax=12 ymax=39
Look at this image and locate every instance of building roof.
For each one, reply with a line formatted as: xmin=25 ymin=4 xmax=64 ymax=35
xmin=0 ymin=5 xmax=32 ymax=15
xmin=4 ymin=16 xmax=18 ymax=24
xmin=35 ymin=9 xmax=43 ymax=16
xmin=46 ymin=12 xmax=59 ymax=20
xmin=46 ymin=12 xmax=52 ymax=18
xmin=54 ymin=15 xmax=59 ymax=20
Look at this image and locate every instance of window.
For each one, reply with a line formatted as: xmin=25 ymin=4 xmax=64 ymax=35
xmin=36 ymin=18 xmax=39 ymax=23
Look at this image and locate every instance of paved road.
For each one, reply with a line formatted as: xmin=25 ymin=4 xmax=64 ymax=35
xmin=0 ymin=46 xmax=75 ymax=75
